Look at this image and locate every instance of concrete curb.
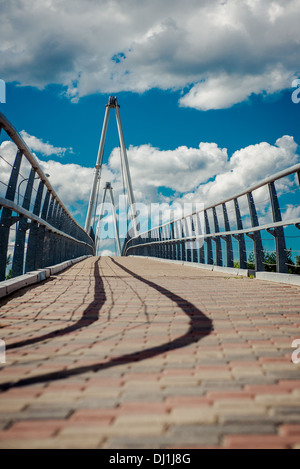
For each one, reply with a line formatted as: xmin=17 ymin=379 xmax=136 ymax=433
xmin=129 ymin=256 xmax=249 ymax=277
xmin=256 ymin=271 xmax=300 ymax=287
xmin=0 ymin=255 xmax=91 ymax=299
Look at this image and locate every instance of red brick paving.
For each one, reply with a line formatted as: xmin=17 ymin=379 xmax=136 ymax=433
xmin=0 ymin=256 xmax=299 ymax=448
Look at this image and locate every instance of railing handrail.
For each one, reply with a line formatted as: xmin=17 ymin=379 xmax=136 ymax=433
xmin=124 ymin=218 xmax=300 ymax=255
xmin=0 ymin=111 xmax=92 ymax=242
xmin=125 ymin=162 xmax=300 ymax=241
xmin=0 ymin=196 xmax=93 ymax=249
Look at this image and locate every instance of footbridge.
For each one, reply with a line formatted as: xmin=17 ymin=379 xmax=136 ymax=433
xmin=0 ymin=99 xmax=299 ymax=449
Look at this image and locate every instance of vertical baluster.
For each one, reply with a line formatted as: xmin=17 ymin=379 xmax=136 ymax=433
xmin=186 ymin=217 xmax=193 ymax=263
xmin=12 ymin=168 xmax=35 ymax=277
xmin=204 ymin=210 xmax=213 ymax=265
xmin=196 ymin=212 xmax=205 ymax=264
xmin=158 ymin=226 xmax=163 ymax=258
xmin=222 ymin=203 xmax=234 ymax=268
xmin=181 ymin=219 xmax=186 ymax=261
xmin=247 ymin=192 xmax=264 ymax=271
xmin=37 ymin=191 xmax=50 ymax=268
xmin=191 ymin=215 xmax=198 ymax=263
xmin=268 ymin=182 xmax=288 ymax=273
xmin=213 ymin=207 xmax=222 ymax=266
xmin=233 ymin=198 xmax=247 ymax=270
xmin=0 ymin=150 xmax=23 ymax=281
xmin=25 ymin=180 xmax=44 ymax=272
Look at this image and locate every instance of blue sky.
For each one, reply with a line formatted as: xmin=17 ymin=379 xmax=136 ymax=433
xmin=1 ymin=0 xmax=300 ymax=259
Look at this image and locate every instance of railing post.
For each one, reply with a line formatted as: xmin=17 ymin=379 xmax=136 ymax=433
xmin=212 ymin=208 xmax=222 ymax=266
xmin=170 ymin=222 xmax=175 ymax=260
xmin=196 ymin=212 xmax=205 ymax=264
xmin=233 ymin=198 xmax=247 ymax=270
xmin=25 ymin=180 xmax=44 ymax=272
xmin=204 ymin=210 xmax=213 ymax=265
xmin=0 ymin=150 xmax=23 ymax=281
xmin=222 ymin=203 xmax=234 ymax=268
xmin=12 ymin=168 xmax=35 ymax=277
xmin=181 ymin=220 xmax=186 ymax=261
xmin=247 ymin=192 xmax=264 ymax=271
xmin=158 ymin=227 xmax=163 ymax=258
xmin=268 ymin=181 xmax=288 ymax=273
xmin=173 ymin=221 xmax=179 ymax=260
xmin=192 ymin=216 xmax=198 ymax=263
xmin=186 ymin=217 xmax=193 ymax=263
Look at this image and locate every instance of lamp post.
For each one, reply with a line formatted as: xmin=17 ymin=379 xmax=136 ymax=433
xmin=17 ymin=174 xmax=50 ymax=206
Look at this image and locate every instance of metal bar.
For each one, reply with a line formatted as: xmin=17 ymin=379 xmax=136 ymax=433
xmin=12 ymin=168 xmax=35 ymax=277
xmin=108 ymin=185 xmax=122 ymax=257
xmin=0 ymin=112 xmax=92 ymax=243
xmin=25 ymin=180 xmax=44 ymax=272
xmin=128 ymin=164 xmax=300 ymax=241
xmin=268 ymin=181 xmax=288 ymax=273
xmin=115 ymin=104 xmax=139 ymax=238
xmin=95 ymin=185 xmax=108 ymax=253
xmin=204 ymin=211 xmax=213 ymax=265
xmin=222 ymin=203 xmax=234 ymax=268
xmin=233 ymin=198 xmax=247 ymax=269
xmin=247 ymin=192 xmax=264 ymax=271
xmin=85 ymin=105 xmax=111 ymax=233
xmin=0 ymin=150 xmax=23 ymax=281
xmin=124 ymin=216 xmax=300 ymax=255
xmin=212 ymin=207 xmax=222 ymax=266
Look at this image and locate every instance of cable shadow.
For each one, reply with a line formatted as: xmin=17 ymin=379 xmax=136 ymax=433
xmin=0 ymin=258 xmax=213 ymax=391
xmin=6 ymin=260 xmax=105 ymax=351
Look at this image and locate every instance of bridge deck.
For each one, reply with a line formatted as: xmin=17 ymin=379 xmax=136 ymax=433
xmin=0 ymin=257 xmax=299 ymax=449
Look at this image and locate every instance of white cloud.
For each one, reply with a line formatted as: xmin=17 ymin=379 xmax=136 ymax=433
xmin=109 ymin=142 xmax=229 ymax=200
xmin=20 ymin=130 xmax=72 ymax=157
xmin=178 ymin=135 xmax=299 ymax=207
xmin=1 ymin=0 xmax=300 ymax=109
xmin=179 ymin=67 xmax=291 ymax=111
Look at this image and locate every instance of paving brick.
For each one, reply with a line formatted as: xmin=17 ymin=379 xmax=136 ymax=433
xmin=0 ymin=256 xmax=300 ymax=448
xmin=223 ymin=435 xmax=299 ymax=449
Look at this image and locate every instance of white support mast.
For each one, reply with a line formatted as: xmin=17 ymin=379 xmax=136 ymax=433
xmin=85 ymin=96 xmax=138 ymax=239
xmin=96 ymin=182 xmax=122 ymax=257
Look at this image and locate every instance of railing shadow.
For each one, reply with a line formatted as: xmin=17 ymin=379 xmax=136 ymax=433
xmin=0 ymin=258 xmax=213 ymax=391
xmin=6 ymin=261 xmax=105 ymax=351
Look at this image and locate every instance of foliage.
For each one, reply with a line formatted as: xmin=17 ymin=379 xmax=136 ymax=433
xmin=247 ymin=252 xmax=255 ymax=270
xmin=5 ymin=255 xmax=12 ymax=280
xmin=247 ymin=249 xmax=300 ymax=275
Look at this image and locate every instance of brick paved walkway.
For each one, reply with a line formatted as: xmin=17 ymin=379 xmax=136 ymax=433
xmin=0 ymin=256 xmax=299 ymax=449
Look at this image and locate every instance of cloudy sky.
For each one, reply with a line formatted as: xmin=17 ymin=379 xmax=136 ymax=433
xmin=1 ymin=0 xmax=300 ymax=255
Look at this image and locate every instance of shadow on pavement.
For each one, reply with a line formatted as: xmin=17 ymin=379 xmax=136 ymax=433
xmin=6 ymin=261 xmax=105 ymax=350
xmin=0 ymin=258 xmax=213 ymax=390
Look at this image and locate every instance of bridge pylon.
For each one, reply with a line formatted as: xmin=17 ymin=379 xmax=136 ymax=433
xmin=85 ymin=96 xmax=138 ymax=240
xmin=95 ymin=182 xmax=121 ymax=256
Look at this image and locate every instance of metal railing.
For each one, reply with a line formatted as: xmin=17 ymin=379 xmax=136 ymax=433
xmin=0 ymin=112 xmax=94 ymax=281
xmin=123 ymin=164 xmax=300 ymax=274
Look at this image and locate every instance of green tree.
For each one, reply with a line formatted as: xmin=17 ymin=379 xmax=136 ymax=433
xmin=247 ymin=252 xmax=255 ymax=270
xmin=6 ymin=255 xmax=12 ymax=280
xmin=264 ymin=251 xmax=277 ymax=272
